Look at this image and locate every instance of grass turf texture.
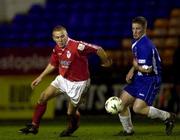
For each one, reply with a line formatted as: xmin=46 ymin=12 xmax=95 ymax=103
xmin=0 ymin=115 xmax=180 ymax=140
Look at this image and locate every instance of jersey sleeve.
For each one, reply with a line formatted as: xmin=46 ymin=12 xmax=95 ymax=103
xmin=136 ymin=44 xmax=152 ymax=66
xmin=77 ymin=41 xmax=100 ymax=55
xmin=49 ymin=48 xmax=59 ymax=67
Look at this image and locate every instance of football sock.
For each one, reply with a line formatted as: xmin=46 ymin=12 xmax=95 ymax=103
xmin=118 ymin=108 xmax=133 ymax=133
xmin=32 ymin=103 xmax=47 ymax=128
xmin=67 ymin=111 xmax=80 ymax=129
xmin=148 ymin=106 xmax=170 ymax=121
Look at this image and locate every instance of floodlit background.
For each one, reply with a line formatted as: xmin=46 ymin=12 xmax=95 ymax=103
xmin=0 ymin=0 xmax=179 ymax=120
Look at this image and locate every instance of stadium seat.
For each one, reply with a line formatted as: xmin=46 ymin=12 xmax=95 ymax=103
xmin=121 ymin=38 xmax=131 ymax=49
xmin=168 ymin=27 xmax=180 ymax=36
xmin=160 ymin=49 xmax=174 ymax=65
xmin=164 ymin=37 xmax=179 ymax=49
xmin=154 ymin=19 xmax=169 ymax=28
xmin=169 ymin=17 xmax=180 ymax=27
xmin=152 ymin=38 xmax=166 ymax=48
xmin=153 ymin=28 xmax=168 ymax=37
xmin=170 ymin=8 xmax=180 ymax=17
xmin=0 ymin=0 xmax=180 ymax=49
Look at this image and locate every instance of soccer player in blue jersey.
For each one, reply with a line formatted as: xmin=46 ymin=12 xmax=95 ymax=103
xmin=118 ymin=16 xmax=176 ymax=136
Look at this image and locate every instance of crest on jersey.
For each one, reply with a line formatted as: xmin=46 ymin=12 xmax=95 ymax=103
xmin=66 ymin=50 xmax=71 ymax=58
xmin=78 ymin=43 xmax=85 ymax=51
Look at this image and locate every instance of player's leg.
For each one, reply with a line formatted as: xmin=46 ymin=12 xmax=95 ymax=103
xmin=32 ymin=85 xmax=59 ymax=127
xmin=59 ymin=78 xmax=90 ymax=137
xmin=19 ymin=85 xmax=59 ymax=134
xmin=118 ymin=90 xmax=135 ymax=135
xmin=132 ymin=75 xmax=176 ymax=135
xmin=60 ymin=102 xmax=80 ymax=137
xmin=133 ymin=98 xmax=176 ymax=135
xmin=147 ymin=105 xmax=176 ymax=135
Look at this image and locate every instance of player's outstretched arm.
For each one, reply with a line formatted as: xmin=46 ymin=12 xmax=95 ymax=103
xmin=96 ymin=47 xmax=112 ymax=67
xmin=31 ymin=63 xmax=56 ymax=89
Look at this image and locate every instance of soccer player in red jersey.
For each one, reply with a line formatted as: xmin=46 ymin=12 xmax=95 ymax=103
xmin=19 ymin=25 xmax=112 ymax=137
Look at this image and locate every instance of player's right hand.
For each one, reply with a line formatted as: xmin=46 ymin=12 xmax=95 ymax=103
xmin=126 ymin=71 xmax=134 ymax=84
xmin=126 ymin=76 xmax=132 ymax=84
xmin=31 ymin=77 xmax=42 ymax=89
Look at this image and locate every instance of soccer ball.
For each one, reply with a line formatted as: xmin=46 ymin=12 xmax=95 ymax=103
xmin=105 ymin=96 xmax=123 ymax=114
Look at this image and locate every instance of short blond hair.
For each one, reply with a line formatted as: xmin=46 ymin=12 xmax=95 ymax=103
xmin=52 ymin=25 xmax=67 ymax=32
xmin=132 ymin=16 xmax=147 ymax=29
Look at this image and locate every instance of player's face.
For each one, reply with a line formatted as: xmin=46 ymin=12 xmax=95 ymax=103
xmin=132 ymin=23 xmax=145 ymax=40
xmin=52 ymin=30 xmax=68 ymax=47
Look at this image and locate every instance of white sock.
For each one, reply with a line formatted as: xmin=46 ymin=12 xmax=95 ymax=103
xmin=118 ymin=108 xmax=133 ymax=133
xmin=148 ymin=106 xmax=170 ymax=121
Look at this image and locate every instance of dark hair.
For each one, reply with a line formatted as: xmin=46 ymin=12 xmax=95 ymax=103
xmin=132 ymin=16 xmax=147 ymax=29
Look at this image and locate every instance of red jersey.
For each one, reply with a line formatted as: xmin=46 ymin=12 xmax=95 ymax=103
xmin=50 ymin=38 xmax=100 ymax=81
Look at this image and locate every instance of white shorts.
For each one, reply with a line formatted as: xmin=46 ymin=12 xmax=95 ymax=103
xmin=51 ymin=75 xmax=90 ymax=106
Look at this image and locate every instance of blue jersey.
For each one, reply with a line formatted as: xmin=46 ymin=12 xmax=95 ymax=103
xmin=124 ymin=35 xmax=162 ymax=105
xmin=132 ymin=35 xmax=162 ymax=76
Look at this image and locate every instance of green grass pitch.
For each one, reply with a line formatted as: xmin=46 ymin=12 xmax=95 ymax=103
xmin=0 ymin=115 xmax=179 ymax=140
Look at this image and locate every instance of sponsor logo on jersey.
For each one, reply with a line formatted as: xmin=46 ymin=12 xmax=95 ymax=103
xmin=138 ymin=59 xmax=146 ymax=64
xmin=139 ymin=93 xmax=144 ymax=96
xmin=60 ymin=60 xmax=71 ymax=68
xmin=77 ymin=44 xmax=85 ymax=51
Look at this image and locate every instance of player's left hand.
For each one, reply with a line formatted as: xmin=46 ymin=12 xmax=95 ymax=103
xmin=101 ymin=59 xmax=112 ymax=67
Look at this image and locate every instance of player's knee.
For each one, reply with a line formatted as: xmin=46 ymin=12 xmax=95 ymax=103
xmin=38 ymin=92 xmax=49 ymax=104
xmin=132 ymin=105 xmax=142 ymax=114
xmin=38 ymin=99 xmax=47 ymax=104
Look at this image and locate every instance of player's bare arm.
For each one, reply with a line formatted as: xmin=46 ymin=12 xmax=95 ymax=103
xmin=31 ymin=63 xmax=56 ymax=89
xmin=132 ymin=59 xmax=152 ymax=73
xmin=96 ymin=47 xmax=112 ymax=67
xmin=126 ymin=66 xmax=135 ymax=83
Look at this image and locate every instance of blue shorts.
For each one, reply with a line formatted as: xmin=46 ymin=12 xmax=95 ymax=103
xmin=124 ymin=74 xmax=161 ymax=106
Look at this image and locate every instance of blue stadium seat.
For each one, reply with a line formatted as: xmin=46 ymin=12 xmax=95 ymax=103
xmin=0 ymin=0 xmax=180 ymax=48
